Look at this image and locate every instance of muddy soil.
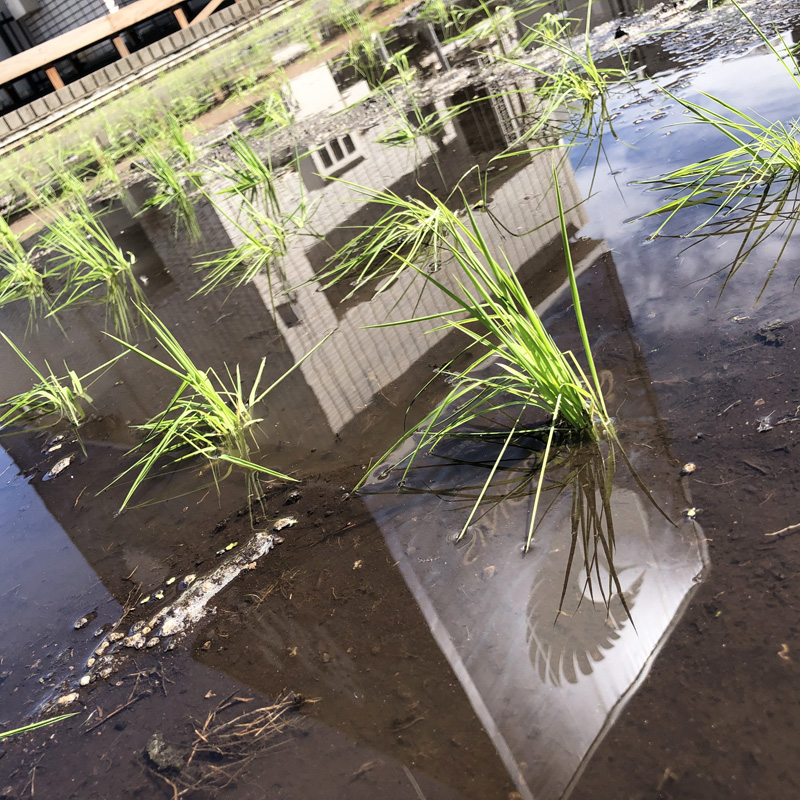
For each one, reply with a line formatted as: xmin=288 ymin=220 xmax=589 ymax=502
xmin=0 ymin=469 xmax=518 ymax=799
xmin=572 ymin=318 xmax=800 ymax=800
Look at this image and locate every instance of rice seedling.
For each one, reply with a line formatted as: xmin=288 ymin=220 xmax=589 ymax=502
xmin=639 ymin=1 xmax=800 ymax=295
xmin=341 ymin=169 xmax=668 ymax=579
xmin=337 ymin=16 xmax=399 ymax=88
xmin=442 ymin=0 xmax=519 ymax=55
xmin=417 ymin=0 xmax=471 ymax=36
xmin=200 ymin=143 xmax=317 ymax=298
xmin=244 ymin=83 xmax=294 ymax=137
xmin=308 ymin=179 xmax=451 ymax=301
xmin=198 ymin=189 xmax=316 ymax=298
xmin=349 ymin=180 xmax=608 ymax=487
xmin=324 ymin=0 xmax=365 ymax=37
xmin=85 ymin=137 xmax=122 ymax=194
xmin=137 ymin=145 xmax=203 ymax=242
xmin=0 ymin=216 xmax=56 ymax=326
xmin=42 ymin=200 xmax=147 ymax=341
xmin=372 ymin=53 xmax=471 ymax=156
xmin=212 ymin=133 xmax=280 ymax=215
xmin=639 ymin=97 xmax=800 ymax=236
xmin=378 ymin=98 xmax=470 ymax=147
xmin=164 ymin=114 xmax=198 ymax=165
xmin=293 ymin=0 xmax=322 ymax=53
xmin=0 ymin=332 xmax=118 ymax=429
xmin=0 ymin=713 xmax=77 ymax=741
xmin=490 ymin=6 xmax=627 ymax=150
xmin=103 ymin=307 xmax=330 ymax=514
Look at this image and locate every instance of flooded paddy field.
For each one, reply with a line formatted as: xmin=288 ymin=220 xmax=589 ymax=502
xmin=3 ymin=1 xmax=800 ymax=798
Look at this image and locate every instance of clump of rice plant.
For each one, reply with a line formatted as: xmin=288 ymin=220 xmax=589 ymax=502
xmin=639 ymin=1 xmax=800 ymax=296
xmin=0 ymin=217 xmax=55 ymax=325
xmin=137 ymin=145 xmax=203 ymax=242
xmin=195 ymin=201 xmax=294 ymax=297
xmin=339 ymin=172 xmax=667 ymax=568
xmin=324 ymin=0 xmax=364 ymax=36
xmin=494 ymin=7 xmax=627 ymax=148
xmin=309 ymin=180 xmax=451 ymax=300
xmin=212 ymin=133 xmax=280 ymax=214
xmin=199 ymin=143 xmax=316 ymax=298
xmin=418 ymin=0 xmax=471 ymax=36
xmin=0 ymin=332 xmax=115 ymax=429
xmin=372 ymin=54 xmax=470 ymax=156
xmin=43 ymin=200 xmax=147 ymax=341
xmin=245 ymin=77 xmax=294 ymax=137
xmin=104 ymin=307 xmax=330 ymax=514
xmin=85 ymin=137 xmax=122 ymax=194
xmin=338 ymin=17 xmax=398 ymax=88
xmin=349 ymin=177 xmax=608 ymax=484
xmin=164 ymin=113 xmax=198 ymax=165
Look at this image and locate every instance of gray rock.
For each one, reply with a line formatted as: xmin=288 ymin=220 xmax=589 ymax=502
xmin=145 ymin=731 xmax=186 ymax=772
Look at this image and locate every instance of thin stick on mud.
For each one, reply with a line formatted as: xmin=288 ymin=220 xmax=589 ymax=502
xmin=85 ymin=690 xmax=150 ymax=733
xmin=403 ymin=765 xmax=428 ymax=800
xmin=764 ymin=521 xmax=800 ymax=538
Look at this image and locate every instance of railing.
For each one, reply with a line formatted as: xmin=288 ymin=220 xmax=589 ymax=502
xmin=0 ymin=0 xmax=241 ymax=92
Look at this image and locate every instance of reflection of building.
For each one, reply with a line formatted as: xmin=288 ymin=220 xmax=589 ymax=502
xmin=0 ymin=58 xmax=588 ymax=609
xmin=359 ymin=246 xmax=707 ymax=800
xmin=0 ymin=63 xmax=703 ymax=800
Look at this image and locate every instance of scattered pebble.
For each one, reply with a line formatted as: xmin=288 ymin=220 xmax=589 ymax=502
xmin=44 ymin=453 xmax=76 ymax=480
xmin=123 ymin=633 xmax=146 ymax=650
xmin=56 ymin=692 xmax=79 ymax=706
xmin=680 ymin=462 xmax=697 ymax=476
xmin=179 ymin=574 xmax=196 ymax=591
xmin=273 ymin=517 xmax=297 ymax=532
xmin=146 ymin=731 xmax=187 ymax=772
xmin=145 ymin=637 xmax=160 ymax=649
xmin=79 ymin=674 xmax=92 ymax=687
xmin=73 ymin=611 xmax=96 ymax=630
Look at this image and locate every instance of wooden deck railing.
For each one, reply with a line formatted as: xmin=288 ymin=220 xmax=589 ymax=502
xmin=0 ymin=0 xmax=241 ymax=90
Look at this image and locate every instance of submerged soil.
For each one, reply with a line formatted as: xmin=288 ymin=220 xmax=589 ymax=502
xmin=5 ymin=1 xmax=800 ymax=798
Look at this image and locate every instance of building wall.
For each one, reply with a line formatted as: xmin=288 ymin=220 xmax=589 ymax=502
xmin=21 ymin=0 xmax=112 ymax=45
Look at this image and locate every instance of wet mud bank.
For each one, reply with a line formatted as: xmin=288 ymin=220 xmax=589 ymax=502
xmin=0 ymin=469 xmax=517 ymax=799
xmin=572 ymin=317 xmax=800 ymax=799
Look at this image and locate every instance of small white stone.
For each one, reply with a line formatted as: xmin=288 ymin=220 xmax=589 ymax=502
xmin=79 ymin=674 xmax=92 ymax=686
xmin=56 ymin=692 xmax=79 ymax=706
